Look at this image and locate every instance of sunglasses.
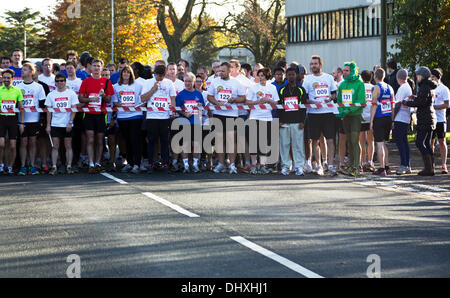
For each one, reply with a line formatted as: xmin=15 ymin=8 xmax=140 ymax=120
xmin=55 ymin=80 xmax=66 ymax=83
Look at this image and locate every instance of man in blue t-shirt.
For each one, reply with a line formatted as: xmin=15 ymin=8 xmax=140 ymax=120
xmin=7 ymin=49 xmax=24 ymax=87
xmin=175 ymin=73 xmax=205 ymax=173
xmin=110 ymin=58 xmax=130 ymax=84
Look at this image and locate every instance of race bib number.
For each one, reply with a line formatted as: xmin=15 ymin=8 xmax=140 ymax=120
xmin=314 ymin=84 xmax=329 ymax=100
xmin=185 ymin=100 xmax=199 ymax=115
xmin=380 ymin=98 xmax=392 ymax=114
xmin=55 ymin=97 xmax=69 ymax=109
xmin=22 ymin=94 xmax=35 ymax=108
xmin=218 ymin=89 xmax=232 ymax=104
xmin=365 ymin=89 xmax=373 ymax=101
xmin=1 ymin=100 xmax=16 ymax=115
xmin=342 ymin=90 xmax=353 ymax=105
xmin=12 ymin=77 xmax=24 ymax=87
xmin=120 ymin=91 xmax=135 ymax=106
xmin=153 ymin=97 xmax=169 ymax=109
xmin=88 ymin=93 xmax=101 ymax=107
xmin=284 ymin=97 xmax=299 ymax=111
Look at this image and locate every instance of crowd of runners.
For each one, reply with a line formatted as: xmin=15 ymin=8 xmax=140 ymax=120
xmin=0 ymin=48 xmax=448 ymax=177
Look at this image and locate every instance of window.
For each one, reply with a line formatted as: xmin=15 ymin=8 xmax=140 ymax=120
xmin=287 ymin=2 xmax=398 ymax=43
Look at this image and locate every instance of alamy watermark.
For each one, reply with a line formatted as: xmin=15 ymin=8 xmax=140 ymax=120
xmin=366 ymin=254 xmax=381 ymax=278
xmin=67 ymin=0 xmax=81 ymax=19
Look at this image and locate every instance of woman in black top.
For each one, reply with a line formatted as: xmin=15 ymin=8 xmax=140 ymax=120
xmin=402 ymin=67 xmax=438 ymax=176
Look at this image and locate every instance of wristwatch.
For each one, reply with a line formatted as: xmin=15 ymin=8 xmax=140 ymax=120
xmin=68 ymin=120 xmax=74 ymax=125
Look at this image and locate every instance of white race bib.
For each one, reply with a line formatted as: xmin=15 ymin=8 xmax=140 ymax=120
xmin=185 ymin=100 xmax=199 ymax=115
xmin=284 ymin=97 xmax=299 ymax=111
xmin=1 ymin=100 xmax=15 ymax=115
xmin=22 ymin=94 xmax=35 ymax=108
xmin=55 ymin=97 xmax=69 ymax=109
xmin=120 ymin=91 xmax=135 ymax=106
xmin=218 ymin=89 xmax=232 ymax=104
xmin=380 ymin=98 xmax=392 ymax=114
xmin=153 ymin=97 xmax=169 ymax=109
xmin=314 ymin=84 xmax=329 ymax=100
xmin=88 ymin=93 xmax=101 ymax=107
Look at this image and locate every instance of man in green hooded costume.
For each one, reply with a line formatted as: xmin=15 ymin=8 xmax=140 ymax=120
xmin=337 ymin=61 xmax=366 ymax=176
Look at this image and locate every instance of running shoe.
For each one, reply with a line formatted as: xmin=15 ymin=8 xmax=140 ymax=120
xmin=295 ymin=168 xmax=305 ymax=176
xmin=304 ymin=162 xmax=313 ymax=174
xmin=442 ymin=165 xmax=448 ymax=174
xmin=281 ymin=167 xmax=290 ymax=176
xmin=192 ymin=164 xmax=200 ymax=173
xmin=315 ymin=165 xmax=324 ymax=176
xmin=130 ymin=165 xmax=140 ymax=174
xmin=49 ymin=166 xmax=57 ymax=176
xmin=18 ymin=166 xmax=27 ymax=176
xmin=41 ymin=165 xmax=49 ymax=174
xmin=183 ymin=164 xmax=190 ymax=174
xmin=66 ymin=166 xmax=75 ymax=175
xmin=259 ymin=166 xmax=270 ymax=175
xmin=88 ymin=166 xmax=96 ymax=174
xmin=229 ymin=164 xmax=238 ymax=174
xmin=121 ymin=164 xmax=132 ymax=173
xmin=147 ymin=165 xmax=153 ymax=174
xmin=213 ymin=163 xmax=226 ymax=173
xmin=29 ymin=166 xmax=40 ymax=175
xmin=374 ymin=168 xmax=386 ymax=176
xmin=6 ymin=167 xmax=13 ymax=175
xmin=0 ymin=164 xmax=4 ymax=174
xmin=328 ymin=165 xmax=338 ymax=177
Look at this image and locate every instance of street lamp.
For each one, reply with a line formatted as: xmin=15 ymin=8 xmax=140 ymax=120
xmin=111 ymin=0 xmax=114 ymax=63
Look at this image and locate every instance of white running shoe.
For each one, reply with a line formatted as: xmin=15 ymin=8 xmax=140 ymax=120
xmin=281 ymin=167 xmax=290 ymax=176
xmin=213 ymin=163 xmax=226 ymax=173
xmin=192 ymin=164 xmax=200 ymax=173
xmin=304 ymin=162 xmax=313 ymax=174
xmin=121 ymin=164 xmax=132 ymax=173
xmin=315 ymin=165 xmax=324 ymax=176
xmin=295 ymin=168 xmax=305 ymax=176
xmin=229 ymin=164 xmax=238 ymax=174
xmin=130 ymin=165 xmax=140 ymax=174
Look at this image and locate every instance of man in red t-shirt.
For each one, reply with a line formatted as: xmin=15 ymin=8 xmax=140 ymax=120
xmin=79 ymin=58 xmax=114 ymax=173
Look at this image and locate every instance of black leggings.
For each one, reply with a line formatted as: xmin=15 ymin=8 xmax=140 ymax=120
xmin=118 ymin=118 xmax=142 ymax=167
xmin=146 ymin=118 xmax=170 ymax=165
xmin=416 ymin=128 xmax=433 ymax=155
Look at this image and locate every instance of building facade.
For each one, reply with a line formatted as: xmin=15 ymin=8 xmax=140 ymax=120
xmin=286 ymin=0 xmax=400 ymax=74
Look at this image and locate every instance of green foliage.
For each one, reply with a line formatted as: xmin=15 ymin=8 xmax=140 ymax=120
xmin=0 ymin=8 xmax=45 ymax=58
xmin=390 ymin=0 xmax=450 ymax=84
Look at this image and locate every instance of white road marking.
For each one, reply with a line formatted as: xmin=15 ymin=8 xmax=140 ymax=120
xmin=142 ymin=192 xmax=200 ymax=218
xmin=101 ymin=173 xmax=128 ymax=185
xmin=230 ymin=236 xmax=324 ymax=278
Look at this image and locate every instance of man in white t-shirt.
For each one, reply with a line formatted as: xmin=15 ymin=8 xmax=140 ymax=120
xmin=141 ymin=64 xmax=176 ymax=173
xmin=302 ymin=55 xmax=338 ymax=176
xmin=45 ymin=73 xmax=79 ymax=175
xmin=230 ymin=59 xmax=254 ymax=171
xmin=208 ymin=62 xmax=246 ymax=174
xmin=431 ymin=68 xmax=449 ymax=174
xmin=38 ymin=58 xmax=56 ymax=92
xmin=17 ymin=63 xmax=46 ymax=176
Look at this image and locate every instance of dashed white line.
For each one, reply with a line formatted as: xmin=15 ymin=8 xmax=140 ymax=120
xmin=142 ymin=192 xmax=200 ymax=218
xmin=230 ymin=236 xmax=324 ymax=278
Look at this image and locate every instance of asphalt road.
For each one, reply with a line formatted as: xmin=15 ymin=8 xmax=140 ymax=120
xmin=0 ymin=170 xmax=449 ymax=278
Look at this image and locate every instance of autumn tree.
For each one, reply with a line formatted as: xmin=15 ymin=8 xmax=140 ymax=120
xmin=225 ymin=0 xmax=286 ymax=68
xmin=41 ymin=0 xmax=165 ymax=64
xmin=155 ymin=0 xmax=227 ymax=63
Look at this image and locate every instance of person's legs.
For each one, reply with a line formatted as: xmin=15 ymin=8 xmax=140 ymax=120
xmin=20 ymin=136 xmax=28 ymax=167
xmin=64 ymin=137 xmax=73 ymax=166
xmin=291 ymin=123 xmax=305 ymax=170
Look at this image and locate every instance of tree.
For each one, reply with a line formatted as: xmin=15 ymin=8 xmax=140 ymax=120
xmin=41 ymin=0 xmax=165 ymax=64
xmin=225 ymin=0 xmax=286 ymax=68
xmin=186 ymin=15 xmax=225 ymax=72
xmin=390 ymin=0 xmax=450 ymax=84
xmin=155 ymin=0 xmax=227 ymax=63
xmin=0 ymin=8 xmax=45 ymax=58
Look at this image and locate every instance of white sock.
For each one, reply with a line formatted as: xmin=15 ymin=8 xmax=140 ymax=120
xmin=183 ymin=158 xmax=189 ymax=167
xmin=193 ymin=158 xmax=199 ymax=166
